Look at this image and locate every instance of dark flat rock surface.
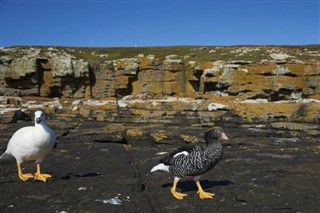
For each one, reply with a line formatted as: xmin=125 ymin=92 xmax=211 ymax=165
xmin=1 ymin=119 xmax=320 ymax=213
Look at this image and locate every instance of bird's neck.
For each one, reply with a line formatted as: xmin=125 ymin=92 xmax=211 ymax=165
xmin=206 ymin=139 xmax=221 ymax=146
xmin=35 ymin=123 xmax=49 ymax=131
xmin=206 ymin=137 xmax=216 ymax=143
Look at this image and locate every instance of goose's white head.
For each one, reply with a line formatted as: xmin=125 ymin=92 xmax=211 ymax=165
xmin=34 ymin=111 xmax=46 ymax=125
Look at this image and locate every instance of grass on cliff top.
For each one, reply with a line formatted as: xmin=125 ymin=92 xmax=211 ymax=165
xmin=10 ymin=45 xmax=320 ymax=63
xmin=68 ymin=46 xmax=223 ymax=62
xmin=61 ymin=45 xmax=320 ymax=63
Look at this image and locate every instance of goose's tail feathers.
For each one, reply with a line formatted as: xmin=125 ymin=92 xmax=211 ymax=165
xmin=151 ymin=163 xmax=170 ymax=173
xmin=0 ymin=151 xmax=13 ymax=160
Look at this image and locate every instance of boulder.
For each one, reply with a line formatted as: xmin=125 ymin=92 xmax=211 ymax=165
xmin=270 ymin=53 xmax=290 ymax=60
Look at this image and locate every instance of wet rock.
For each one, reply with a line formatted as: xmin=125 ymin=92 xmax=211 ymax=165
xmin=122 ymin=127 xmax=149 ymax=143
xmin=1 ymin=117 xmax=320 ymax=212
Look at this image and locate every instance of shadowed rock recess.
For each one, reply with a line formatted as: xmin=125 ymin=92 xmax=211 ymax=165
xmin=0 ymin=46 xmax=320 ymax=213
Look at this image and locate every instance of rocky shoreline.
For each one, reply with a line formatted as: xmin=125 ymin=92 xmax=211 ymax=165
xmin=1 ymin=96 xmax=320 ymax=138
xmin=1 ymin=118 xmax=320 ymax=212
xmin=1 ymin=45 xmax=320 ymax=212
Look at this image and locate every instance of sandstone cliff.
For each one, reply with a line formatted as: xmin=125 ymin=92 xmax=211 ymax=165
xmin=1 ymin=46 xmax=320 ymax=133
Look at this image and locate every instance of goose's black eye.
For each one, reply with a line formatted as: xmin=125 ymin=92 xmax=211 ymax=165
xmin=215 ymin=129 xmax=220 ymax=133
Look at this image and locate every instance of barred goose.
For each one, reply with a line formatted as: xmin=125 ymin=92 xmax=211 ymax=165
xmin=151 ymin=127 xmax=228 ymax=200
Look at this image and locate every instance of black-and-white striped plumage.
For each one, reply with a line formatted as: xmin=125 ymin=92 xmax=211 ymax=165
xmin=160 ymin=142 xmax=223 ymax=178
xmin=151 ymin=127 xmax=229 ymax=200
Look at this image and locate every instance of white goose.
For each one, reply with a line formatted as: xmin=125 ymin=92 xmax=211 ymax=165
xmin=0 ymin=110 xmax=56 ymax=182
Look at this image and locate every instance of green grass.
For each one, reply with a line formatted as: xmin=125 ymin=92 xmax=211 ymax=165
xmin=61 ymin=45 xmax=320 ymax=63
xmin=65 ymin=46 xmax=272 ymax=63
xmin=6 ymin=45 xmax=320 ymax=64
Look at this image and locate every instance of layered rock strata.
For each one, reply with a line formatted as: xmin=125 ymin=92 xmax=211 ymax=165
xmin=1 ymin=46 xmax=319 ymax=100
xmin=1 ymin=46 xmax=319 ymax=134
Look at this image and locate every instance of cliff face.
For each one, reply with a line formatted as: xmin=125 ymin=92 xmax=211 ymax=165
xmin=1 ymin=46 xmax=320 ymax=130
xmin=0 ymin=48 xmax=91 ymax=98
xmin=1 ymin=46 xmax=319 ymax=100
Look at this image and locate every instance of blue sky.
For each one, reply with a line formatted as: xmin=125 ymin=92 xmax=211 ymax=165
xmin=1 ymin=0 xmax=319 ymax=47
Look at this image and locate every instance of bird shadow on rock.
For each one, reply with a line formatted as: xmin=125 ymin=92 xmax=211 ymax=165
xmin=162 ymin=180 xmax=233 ymax=192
